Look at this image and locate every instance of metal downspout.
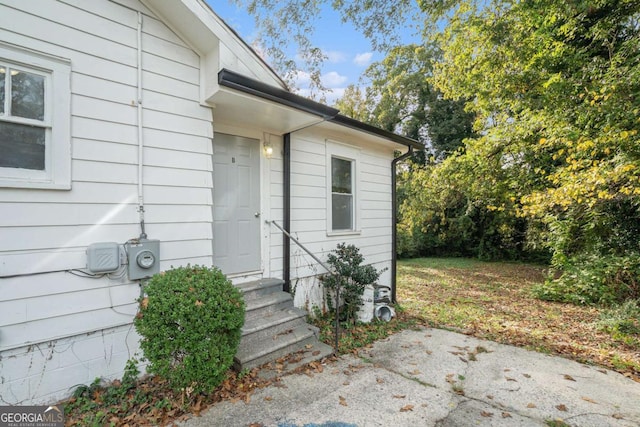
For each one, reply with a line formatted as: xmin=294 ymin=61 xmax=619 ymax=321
xmin=391 ymin=146 xmax=414 ymax=303
xmin=283 ymin=133 xmax=291 ymax=293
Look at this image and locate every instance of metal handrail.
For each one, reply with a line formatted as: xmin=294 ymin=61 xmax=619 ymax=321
xmin=267 ymin=219 xmax=341 ymax=354
xmin=268 ymin=220 xmax=332 ymax=274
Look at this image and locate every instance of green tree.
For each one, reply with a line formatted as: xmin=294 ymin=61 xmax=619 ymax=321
xmin=431 ymin=0 xmax=640 ymax=302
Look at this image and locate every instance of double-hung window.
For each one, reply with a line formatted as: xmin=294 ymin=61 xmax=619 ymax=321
xmin=0 ymin=43 xmax=71 ymax=189
xmin=327 ymin=140 xmax=360 ymax=234
xmin=331 ymin=156 xmax=354 ymax=230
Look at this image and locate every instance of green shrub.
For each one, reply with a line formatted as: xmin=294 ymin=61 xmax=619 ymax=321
xmin=321 ymin=243 xmax=385 ymax=325
xmin=134 ymin=265 xmax=245 ymax=394
xmin=533 ymin=253 xmax=640 ymax=305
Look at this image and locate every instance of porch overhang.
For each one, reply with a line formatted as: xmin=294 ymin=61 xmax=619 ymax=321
xmin=209 ymin=69 xmax=339 ymax=135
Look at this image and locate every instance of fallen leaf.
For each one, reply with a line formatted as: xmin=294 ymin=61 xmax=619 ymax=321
xmin=526 ymin=403 xmax=537 ymax=408
xmin=581 ymin=396 xmax=598 ymax=404
xmin=339 ymin=396 xmax=348 ymax=406
xmin=376 ymin=377 xmax=384 ymax=384
xmin=486 ymin=395 xmax=494 ymax=400
xmin=400 ymin=404 xmax=414 ymax=412
xmin=505 ymin=377 xmax=517 ymax=382
xmin=408 ymin=369 xmax=422 ymax=375
xmin=556 ymin=404 xmax=568 ymax=412
xmin=343 ymin=381 xmax=350 ymax=386
xmin=522 ymin=373 xmax=531 ymax=378
xmin=305 ymin=344 xmax=313 ymax=349
xmin=563 ymin=374 xmax=576 ymax=381
xmin=195 ymin=300 xmax=204 ymax=306
xmin=312 ymin=350 xmax=321 ymax=356
xmin=393 ymin=394 xmax=406 ymax=399
xmin=502 ymin=412 xmax=512 ymax=418
xmin=264 ymin=396 xmax=273 ymax=402
xmin=612 ymin=413 xmax=624 ymax=419
xmin=480 ymin=411 xmax=493 ymax=417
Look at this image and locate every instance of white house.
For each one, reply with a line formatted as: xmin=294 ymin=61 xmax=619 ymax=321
xmin=0 ymin=0 xmax=420 ymax=405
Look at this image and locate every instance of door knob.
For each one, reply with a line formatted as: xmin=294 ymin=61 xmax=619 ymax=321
xmin=254 ymin=212 xmax=261 ymax=217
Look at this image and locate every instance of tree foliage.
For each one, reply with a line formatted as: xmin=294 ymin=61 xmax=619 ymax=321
xmin=427 ymin=0 xmax=640 ymax=301
xmin=232 ymin=0 xmax=424 ymax=95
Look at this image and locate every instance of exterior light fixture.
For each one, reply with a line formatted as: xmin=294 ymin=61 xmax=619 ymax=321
xmin=263 ymin=142 xmax=273 ymax=158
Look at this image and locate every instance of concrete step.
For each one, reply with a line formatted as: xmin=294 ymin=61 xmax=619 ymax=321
xmin=235 ymin=324 xmax=324 ymax=371
xmin=244 ymin=291 xmax=293 ymax=321
xmin=241 ymin=307 xmax=308 ymax=346
xmin=236 ymin=278 xmax=284 ymax=301
xmin=256 ymin=340 xmax=335 ymax=380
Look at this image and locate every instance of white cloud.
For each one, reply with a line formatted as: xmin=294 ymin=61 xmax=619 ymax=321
xmin=321 ymin=71 xmax=348 ymax=88
xmin=324 ymin=50 xmax=348 ymax=63
xmin=353 ymin=52 xmax=373 ymax=67
xmin=288 ymin=70 xmax=312 ymax=87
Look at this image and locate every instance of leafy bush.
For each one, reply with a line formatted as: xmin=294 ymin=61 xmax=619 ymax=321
xmin=321 ymin=243 xmax=386 ymax=324
xmin=533 ymin=253 xmax=640 ymax=306
xmin=134 ymin=265 xmax=245 ymax=394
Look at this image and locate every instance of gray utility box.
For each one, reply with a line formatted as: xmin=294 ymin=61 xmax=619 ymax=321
xmin=86 ymin=242 xmax=121 ymax=273
xmin=125 ymin=239 xmax=160 ymax=280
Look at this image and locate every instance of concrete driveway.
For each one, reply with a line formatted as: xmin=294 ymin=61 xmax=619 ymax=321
xmin=180 ymin=327 xmax=640 ymax=427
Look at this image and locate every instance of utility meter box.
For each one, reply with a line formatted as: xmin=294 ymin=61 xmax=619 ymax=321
xmin=125 ymin=239 xmax=160 ymax=280
xmin=87 ymin=242 xmax=121 ymax=273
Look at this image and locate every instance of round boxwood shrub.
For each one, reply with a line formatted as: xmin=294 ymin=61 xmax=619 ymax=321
xmin=134 ymin=265 xmax=245 ymax=394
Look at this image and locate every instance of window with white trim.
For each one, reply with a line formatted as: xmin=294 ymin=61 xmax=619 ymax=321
xmin=331 ymin=156 xmax=354 ymax=230
xmin=0 ymin=43 xmax=71 ymax=189
xmin=327 ymin=141 xmax=360 ymax=234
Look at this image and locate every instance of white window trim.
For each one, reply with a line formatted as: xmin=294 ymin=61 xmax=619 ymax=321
xmin=0 ymin=42 xmax=71 ymax=190
xmin=326 ymin=139 xmax=361 ymax=236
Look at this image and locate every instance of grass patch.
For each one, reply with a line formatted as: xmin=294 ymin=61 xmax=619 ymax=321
xmin=397 ymin=257 xmax=640 ymax=381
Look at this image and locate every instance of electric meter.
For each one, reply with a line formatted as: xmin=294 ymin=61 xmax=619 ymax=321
xmin=125 ymin=239 xmax=160 ymax=280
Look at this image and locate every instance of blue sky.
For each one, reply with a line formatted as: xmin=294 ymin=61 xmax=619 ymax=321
xmin=207 ymin=1 xmax=420 ymax=104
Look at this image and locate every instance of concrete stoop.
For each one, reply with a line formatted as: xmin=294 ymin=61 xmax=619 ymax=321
xmin=234 ymin=278 xmax=334 ymax=371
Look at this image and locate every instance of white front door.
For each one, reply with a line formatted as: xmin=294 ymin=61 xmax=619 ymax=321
xmin=213 ymin=133 xmax=261 ymax=274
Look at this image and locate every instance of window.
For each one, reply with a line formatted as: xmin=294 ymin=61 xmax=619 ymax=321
xmin=327 ymin=140 xmax=360 ymax=234
xmin=331 ymin=157 xmax=354 ymax=230
xmin=0 ymin=43 xmax=71 ymax=189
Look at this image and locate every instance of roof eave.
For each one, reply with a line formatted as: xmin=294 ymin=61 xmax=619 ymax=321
xmin=218 ymin=68 xmax=422 ymax=149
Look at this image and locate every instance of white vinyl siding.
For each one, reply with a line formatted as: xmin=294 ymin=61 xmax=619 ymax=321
xmin=0 ymin=0 xmax=213 ymax=404
xmin=271 ymin=127 xmax=396 ymax=308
